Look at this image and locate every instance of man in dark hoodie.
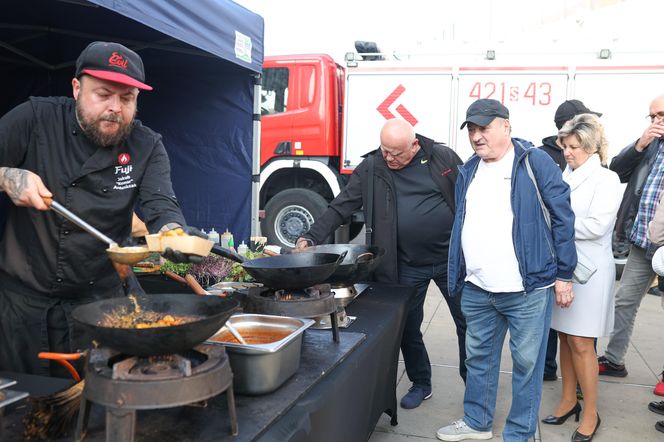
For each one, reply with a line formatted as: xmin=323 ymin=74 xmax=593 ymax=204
xmin=539 ymin=99 xmax=603 ymax=171
xmin=538 ymin=99 xmax=602 ymax=382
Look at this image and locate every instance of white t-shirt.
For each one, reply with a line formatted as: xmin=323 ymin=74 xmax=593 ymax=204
xmin=461 ymin=148 xmax=524 ymax=292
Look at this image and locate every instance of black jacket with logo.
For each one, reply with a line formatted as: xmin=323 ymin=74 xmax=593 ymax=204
xmin=0 ymin=97 xmax=185 ymax=296
xmin=302 ymin=134 xmax=462 ymax=283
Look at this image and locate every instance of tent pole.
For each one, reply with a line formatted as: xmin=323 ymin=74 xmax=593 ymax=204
xmin=250 ymin=73 xmax=262 ymax=243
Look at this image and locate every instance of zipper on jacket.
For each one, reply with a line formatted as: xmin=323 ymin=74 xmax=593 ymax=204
xmin=449 ymin=161 xmax=477 ymax=295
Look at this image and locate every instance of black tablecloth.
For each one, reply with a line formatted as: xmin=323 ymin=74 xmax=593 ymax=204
xmin=0 ymin=283 xmax=411 ymax=442
xmin=257 ymin=283 xmax=412 ymax=442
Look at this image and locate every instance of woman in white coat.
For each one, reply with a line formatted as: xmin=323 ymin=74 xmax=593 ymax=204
xmin=541 ymin=114 xmax=621 ymax=442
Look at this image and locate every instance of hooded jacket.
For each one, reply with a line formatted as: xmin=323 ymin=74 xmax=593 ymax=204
xmin=447 ymin=139 xmax=577 ymax=296
xmin=538 ymin=135 xmax=566 ymax=172
xmin=302 ymin=134 xmax=462 ymax=283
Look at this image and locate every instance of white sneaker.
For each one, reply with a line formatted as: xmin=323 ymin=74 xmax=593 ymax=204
xmin=436 ymin=420 xmax=493 ymax=441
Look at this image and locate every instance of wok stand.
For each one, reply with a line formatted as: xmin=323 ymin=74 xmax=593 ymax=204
xmin=240 ymin=284 xmax=340 ymax=343
xmin=75 ymin=345 xmax=237 ymax=442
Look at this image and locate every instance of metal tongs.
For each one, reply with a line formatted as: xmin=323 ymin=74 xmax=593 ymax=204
xmin=42 ymin=196 xmax=150 ymax=265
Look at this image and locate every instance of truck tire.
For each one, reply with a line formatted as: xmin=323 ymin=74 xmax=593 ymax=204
xmin=349 ymin=222 xmax=364 ymax=242
xmin=262 ymin=189 xmax=329 ymax=249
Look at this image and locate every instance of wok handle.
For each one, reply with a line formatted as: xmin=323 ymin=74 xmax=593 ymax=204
xmin=210 ymin=245 xmax=246 ymax=263
xmin=38 ymin=352 xmax=83 ymax=382
xmin=355 ymin=252 xmax=374 ymax=264
xmin=185 ymin=274 xmax=209 ymax=295
xmin=164 ymin=271 xmax=187 ymax=284
xmin=262 ymin=248 xmax=280 ymax=257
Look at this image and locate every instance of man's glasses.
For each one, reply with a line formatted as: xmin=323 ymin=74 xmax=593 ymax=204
xmin=647 ymin=111 xmax=664 ymax=121
xmin=380 ymin=140 xmax=416 ymax=159
xmin=380 ymin=146 xmax=405 ymax=158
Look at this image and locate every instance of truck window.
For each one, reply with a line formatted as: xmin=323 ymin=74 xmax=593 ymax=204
xmin=261 ymin=67 xmax=289 ymax=115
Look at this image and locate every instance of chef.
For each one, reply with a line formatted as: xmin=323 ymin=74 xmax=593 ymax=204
xmin=0 ymin=41 xmax=202 ymax=376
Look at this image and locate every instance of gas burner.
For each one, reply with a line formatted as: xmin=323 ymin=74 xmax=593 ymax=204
xmin=76 ymin=344 xmax=238 ymax=441
xmin=274 ymin=286 xmax=321 ymax=301
xmin=240 ymin=284 xmax=340 ymax=342
xmin=330 ymin=285 xmax=358 ymax=307
xmin=109 ymin=351 xmax=204 ymax=380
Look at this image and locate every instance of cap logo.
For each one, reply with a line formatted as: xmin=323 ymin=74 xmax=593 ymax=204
xmin=108 ymin=52 xmax=128 ymax=70
xmin=118 ymin=153 xmax=131 ymax=165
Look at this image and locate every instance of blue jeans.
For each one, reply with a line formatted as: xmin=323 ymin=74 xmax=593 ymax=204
xmin=461 ymin=282 xmax=552 ymax=442
xmin=398 ymin=261 xmax=467 ymax=386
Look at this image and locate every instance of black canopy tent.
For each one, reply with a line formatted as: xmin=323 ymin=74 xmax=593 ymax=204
xmin=0 ymin=0 xmax=264 ymax=243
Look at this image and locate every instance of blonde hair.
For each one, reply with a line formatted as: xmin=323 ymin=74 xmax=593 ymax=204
xmin=557 ymin=113 xmax=608 ymax=165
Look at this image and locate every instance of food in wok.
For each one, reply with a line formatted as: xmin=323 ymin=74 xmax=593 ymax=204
xmin=99 ymin=295 xmax=201 ymax=329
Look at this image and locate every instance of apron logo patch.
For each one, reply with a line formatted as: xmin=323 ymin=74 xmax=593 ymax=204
xmin=114 ymin=164 xmax=136 ymax=191
xmin=118 ymin=153 xmax=131 ymax=165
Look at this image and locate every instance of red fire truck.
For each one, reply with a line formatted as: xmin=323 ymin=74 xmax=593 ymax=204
xmin=259 ymin=50 xmax=664 ymax=249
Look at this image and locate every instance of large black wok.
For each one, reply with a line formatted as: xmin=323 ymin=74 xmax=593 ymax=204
xmin=71 ymin=294 xmax=239 ymax=356
xmin=300 ymin=244 xmax=385 ymax=287
xmin=211 ymin=245 xmax=345 ymax=289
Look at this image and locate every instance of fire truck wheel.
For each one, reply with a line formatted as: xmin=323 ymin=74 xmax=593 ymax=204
xmin=349 ymin=222 xmax=364 ymax=242
xmin=262 ymin=189 xmax=329 ymax=249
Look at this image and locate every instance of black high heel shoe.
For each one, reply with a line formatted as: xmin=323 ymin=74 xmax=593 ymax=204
xmin=571 ymin=414 xmax=601 ymax=441
xmin=541 ymin=402 xmax=582 ymax=425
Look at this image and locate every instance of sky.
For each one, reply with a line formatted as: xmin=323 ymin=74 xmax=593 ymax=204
xmin=236 ymin=0 xmax=663 ymax=63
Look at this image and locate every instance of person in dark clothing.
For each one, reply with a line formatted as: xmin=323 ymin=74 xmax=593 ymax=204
xmin=296 ymin=118 xmax=467 ymax=410
xmin=598 ymin=93 xmax=664 ymax=378
xmin=0 ymin=41 xmax=203 ymax=376
xmin=538 ymin=99 xmax=603 ymax=382
xmin=539 ymin=99 xmax=603 ymax=172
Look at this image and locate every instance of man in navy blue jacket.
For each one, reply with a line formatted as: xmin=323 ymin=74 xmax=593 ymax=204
xmin=437 ymin=99 xmax=577 ymax=442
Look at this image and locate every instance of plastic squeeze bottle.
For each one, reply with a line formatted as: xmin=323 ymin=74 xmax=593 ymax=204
xmin=208 ymin=228 xmax=220 ymax=245
xmin=237 ymin=241 xmax=249 ymax=256
xmin=220 ymin=229 xmax=233 ymax=249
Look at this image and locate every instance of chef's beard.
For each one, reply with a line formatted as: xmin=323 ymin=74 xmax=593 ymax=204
xmin=76 ymin=101 xmax=136 ymax=147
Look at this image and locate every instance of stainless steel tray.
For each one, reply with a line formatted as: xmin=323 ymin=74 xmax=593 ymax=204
xmin=207 ymin=314 xmax=314 ymax=395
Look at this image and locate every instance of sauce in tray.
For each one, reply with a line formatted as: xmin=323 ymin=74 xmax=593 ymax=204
xmin=211 ymin=327 xmax=291 ymax=344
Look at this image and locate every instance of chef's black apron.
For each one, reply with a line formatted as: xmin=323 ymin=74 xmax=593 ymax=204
xmin=0 ymin=271 xmax=122 ymax=378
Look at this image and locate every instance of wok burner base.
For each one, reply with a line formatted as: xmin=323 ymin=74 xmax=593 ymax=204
xmin=74 ymin=344 xmax=237 ymax=442
xmin=240 ymin=284 xmax=340 ymax=342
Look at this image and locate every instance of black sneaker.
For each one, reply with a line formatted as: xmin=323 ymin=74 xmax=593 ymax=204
xmin=598 ymin=355 xmax=628 ymax=377
xmin=656 ymin=421 xmax=664 ymax=434
xmin=648 ymin=286 xmax=661 ymax=297
xmin=649 ymin=401 xmax=664 ymax=416
xmin=543 ymin=372 xmax=558 ymax=381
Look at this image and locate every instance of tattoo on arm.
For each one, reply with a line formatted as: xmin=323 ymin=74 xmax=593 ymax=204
xmin=0 ymin=167 xmax=30 ymax=200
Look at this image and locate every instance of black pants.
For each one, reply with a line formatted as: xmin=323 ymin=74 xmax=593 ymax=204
xmin=398 ymin=261 xmax=467 ymax=386
xmin=544 ymin=329 xmax=558 ymax=376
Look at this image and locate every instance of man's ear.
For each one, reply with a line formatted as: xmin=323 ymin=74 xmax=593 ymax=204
xmin=72 ymin=77 xmax=81 ymax=100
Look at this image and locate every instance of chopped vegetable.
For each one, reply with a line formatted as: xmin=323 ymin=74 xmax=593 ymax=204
xmin=188 ymin=255 xmax=232 ymax=287
xmin=160 ymin=260 xmax=192 ymax=277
